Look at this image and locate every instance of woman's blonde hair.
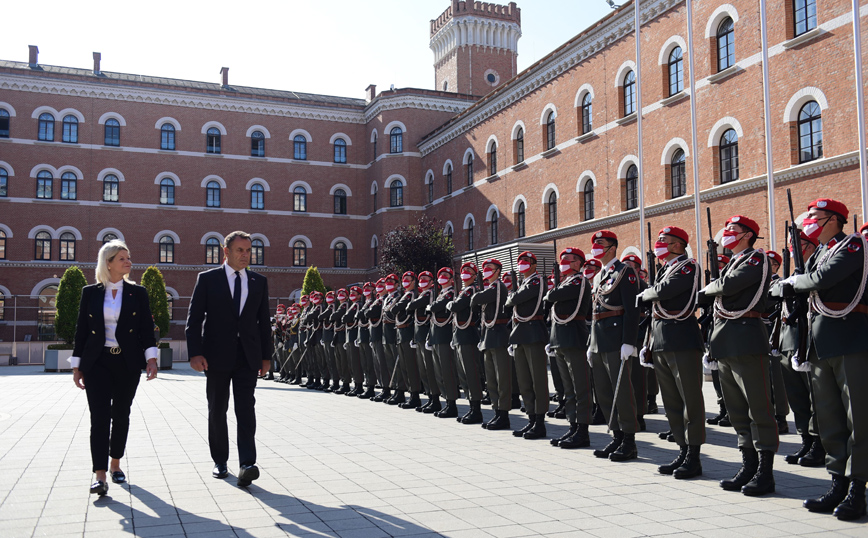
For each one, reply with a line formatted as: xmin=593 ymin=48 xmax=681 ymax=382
xmin=95 ymin=240 xmax=134 ymax=286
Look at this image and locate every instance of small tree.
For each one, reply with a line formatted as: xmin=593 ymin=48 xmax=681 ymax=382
xmin=142 ymin=266 xmax=170 ymax=338
xmin=302 ymin=266 xmax=327 ymax=296
xmin=380 ymin=216 xmax=454 ymax=277
xmin=55 ymin=266 xmax=87 ymax=345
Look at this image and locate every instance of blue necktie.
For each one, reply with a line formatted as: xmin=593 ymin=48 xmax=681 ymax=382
xmin=233 ymin=271 xmax=242 ymax=316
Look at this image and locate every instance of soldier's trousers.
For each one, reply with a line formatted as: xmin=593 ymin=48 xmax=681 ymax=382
xmin=320 ymin=343 xmax=335 ymax=382
xmin=458 ymin=344 xmax=484 ymax=401
xmin=554 ymin=346 xmax=592 ymax=424
xmin=371 ymin=340 xmax=388 ymax=387
xmin=653 ymin=349 xmax=706 ymax=446
xmin=418 ymin=345 xmax=440 ymax=396
xmin=396 ymin=342 xmax=422 ymax=393
xmin=781 ymin=351 xmax=817 ymax=436
xmin=359 ymin=343 xmax=376 ymax=388
xmin=810 ymin=350 xmax=868 ymax=481
xmin=434 ymin=344 xmax=460 ymax=401
xmin=718 ymin=354 xmax=778 ymax=452
xmin=549 ymin=354 xmax=564 ymax=395
xmin=647 ymin=368 xmax=659 ymax=399
xmin=514 ymin=343 xmax=549 ymax=415
xmin=348 ymin=343 xmax=363 ymax=386
xmin=630 ymin=355 xmax=648 ymax=416
xmin=483 ymin=347 xmax=512 ymax=411
xmin=590 ymin=351 xmax=638 ymax=433
xmin=384 ymin=343 xmax=403 ymax=390
xmin=769 ymin=353 xmax=789 ymax=416
xmin=334 ymin=342 xmax=350 ymax=385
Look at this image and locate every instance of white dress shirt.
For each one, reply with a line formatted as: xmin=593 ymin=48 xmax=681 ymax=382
xmin=224 ymin=262 xmax=249 ymax=316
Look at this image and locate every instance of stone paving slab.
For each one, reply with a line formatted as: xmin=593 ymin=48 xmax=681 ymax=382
xmin=0 ymin=364 xmax=865 ymax=537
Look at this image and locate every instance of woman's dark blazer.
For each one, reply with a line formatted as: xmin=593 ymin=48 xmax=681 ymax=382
xmin=72 ymin=282 xmax=158 ymax=373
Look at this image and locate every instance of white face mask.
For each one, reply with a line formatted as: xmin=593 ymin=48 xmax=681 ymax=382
xmin=721 ymin=230 xmax=741 ymax=249
xmin=363 ymin=289 xmax=372 ymax=297
xmin=460 ymin=272 xmax=473 ymax=282
xmin=385 ymin=283 xmax=395 ymax=292
xmin=583 ymin=270 xmax=596 ymax=279
xmin=402 ymin=279 xmax=413 ymax=289
xmin=654 ymin=244 xmax=671 ymax=259
xmin=438 ymin=277 xmax=450 ymax=285
xmin=590 ymin=247 xmax=606 ymax=259
xmin=482 ymin=269 xmax=495 ymax=280
xmin=517 ymin=262 xmax=532 ymax=273
xmin=559 ymin=263 xmax=572 ymax=273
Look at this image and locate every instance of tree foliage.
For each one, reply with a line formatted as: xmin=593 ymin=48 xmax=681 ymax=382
xmin=380 ymin=216 xmax=454 ymax=277
xmin=302 ymin=266 xmax=327 ymax=296
xmin=55 ymin=266 xmax=87 ymax=344
xmin=142 ymin=266 xmax=170 ymax=338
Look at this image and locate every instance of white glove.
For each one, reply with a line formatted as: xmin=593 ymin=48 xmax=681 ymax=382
xmin=343 ymin=342 xmax=349 ymax=350
xmin=425 ymin=341 xmax=434 ymax=351
xmin=508 ymin=344 xmax=516 ymax=357
xmin=450 ymin=340 xmax=457 ymax=350
xmin=702 ymin=352 xmax=718 ymax=371
xmin=586 ymin=348 xmax=594 ymax=366
xmin=781 ymin=276 xmax=798 ymax=286
xmin=639 ymin=346 xmax=654 ymax=368
xmin=292 ymin=343 xmax=298 ymax=352
xmin=620 ymin=344 xmax=637 ymax=362
xmin=545 ymin=344 xmax=556 ymax=357
xmin=354 ymin=340 xmax=360 ymax=348
xmin=410 ymin=341 xmax=417 ymax=349
xmin=792 ymin=356 xmax=811 ymax=372
xmin=771 ymin=348 xmax=781 ymax=357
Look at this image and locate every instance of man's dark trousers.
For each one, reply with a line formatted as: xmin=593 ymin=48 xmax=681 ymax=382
xmin=206 ymin=343 xmax=258 ymax=467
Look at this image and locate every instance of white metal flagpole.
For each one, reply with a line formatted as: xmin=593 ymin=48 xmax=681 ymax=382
xmin=686 ymin=0 xmax=703 ymax=257
xmin=852 ymin=0 xmax=868 ymax=223
xmin=635 ymin=0 xmax=646 ymax=256
xmin=760 ymin=0 xmax=777 ymax=250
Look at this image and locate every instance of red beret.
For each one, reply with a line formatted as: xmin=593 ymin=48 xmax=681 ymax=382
xmin=592 ymin=230 xmax=618 ymax=241
xmin=621 ymin=253 xmax=642 ymax=265
xmin=385 ymin=274 xmax=399 ymax=281
xmin=659 ymin=226 xmax=689 ymax=244
xmin=418 ymin=271 xmax=434 ymax=280
xmin=809 ymin=199 xmax=849 ymax=220
xmin=438 ymin=267 xmax=454 ymax=277
xmin=560 ymin=247 xmax=586 ymax=260
xmin=766 ymin=251 xmax=782 ymax=264
xmin=861 ymin=222 xmax=868 ymax=234
xmin=726 ymin=215 xmax=760 ymax=236
xmin=325 ymin=291 xmax=335 ymax=297
xmin=402 ymin=271 xmax=416 ymax=280
xmin=363 ymin=282 xmax=374 ymax=288
xmin=717 ymin=254 xmax=731 ymax=264
xmin=276 ymin=304 xmax=285 ymax=310
xmin=584 ymin=258 xmax=602 ymax=268
xmin=517 ymin=251 xmax=536 ymax=262
xmin=375 ymin=278 xmax=385 ymax=285
xmin=460 ymin=261 xmax=478 ymax=273
xmin=482 ymin=258 xmax=502 ymax=268
xmin=350 ymin=286 xmax=362 ymax=293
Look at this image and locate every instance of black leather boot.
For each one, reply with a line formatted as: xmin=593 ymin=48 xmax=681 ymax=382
xmin=523 ymin=415 xmax=547 ymax=440
xmin=373 ymin=388 xmax=390 ymax=402
xmin=551 ymin=422 xmax=578 ymax=446
xmin=707 ymin=404 xmax=727 ymax=425
xmin=559 ymin=423 xmax=590 ymax=449
xmin=423 ymin=396 xmax=442 ymax=414
xmin=329 ymin=382 xmax=341 ymax=392
xmin=481 ymin=391 xmax=492 ymax=405
xmin=674 ymin=445 xmax=703 ymax=479
xmin=513 ymin=415 xmax=535 ymax=437
xmin=592 ymin=404 xmax=606 ymax=425
xmin=804 ymin=475 xmax=850 ymax=513
xmin=416 ymin=396 xmax=432 ymax=413
xmin=833 ymin=479 xmax=867 ymax=521
xmin=637 ymin=416 xmax=646 ymax=432
xmin=511 ymin=394 xmax=522 ymax=410
xmin=742 ymin=449 xmax=775 ymax=496
xmin=658 ymin=430 xmax=671 ymax=440
xmin=775 ymin=415 xmax=789 ymax=434
xmin=486 ymin=410 xmax=511 ymax=430
xmin=546 ymin=399 xmax=564 ymax=419
xmin=786 ymin=434 xmax=813 ymax=464
xmin=718 ymin=414 xmax=732 ymax=427
xmin=799 ymin=437 xmax=826 ymax=467
xmin=720 ymin=447 xmax=759 ymax=491
xmin=658 ymin=445 xmax=688 ymax=475
xmin=609 ymin=432 xmax=638 ymax=461
xmin=594 ymin=431 xmax=624 ymax=458
xmin=647 ymin=395 xmax=658 ymax=414
xmin=459 ymin=401 xmax=481 ymax=423
xmin=386 ymin=390 xmax=405 ymax=406
xmin=359 ymin=387 xmax=376 ymax=399
xmin=438 ymin=399 xmax=459 ymax=418
xmin=400 ymin=392 xmax=422 ymax=409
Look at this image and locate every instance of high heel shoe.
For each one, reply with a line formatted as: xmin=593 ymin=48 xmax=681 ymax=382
xmin=90 ymin=480 xmax=109 ymax=496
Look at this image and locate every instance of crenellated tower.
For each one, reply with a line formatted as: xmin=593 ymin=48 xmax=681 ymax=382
xmin=430 ymin=0 xmax=521 ymax=96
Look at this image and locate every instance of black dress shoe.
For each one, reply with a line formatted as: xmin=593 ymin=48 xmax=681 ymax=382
xmin=237 ymin=464 xmax=260 ymax=488
xmin=110 ymin=471 xmax=126 ymax=484
xmin=90 ymin=480 xmax=109 ymax=496
xmin=212 ymin=463 xmax=229 ymax=479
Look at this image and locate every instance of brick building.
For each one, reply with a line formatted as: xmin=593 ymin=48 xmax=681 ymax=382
xmin=0 ymin=0 xmax=866 ymax=342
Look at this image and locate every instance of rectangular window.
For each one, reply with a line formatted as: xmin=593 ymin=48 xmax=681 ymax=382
xmin=794 ymin=0 xmax=817 ymax=37
xmin=103 ymin=181 xmax=119 ymax=202
xmin=62 ymin=122 xmax=78 ymax=143
xmin=161 ymin=130 xmax=175 ymax=150
xmin=61 ymin=179 xmax=77 ymax=200
xmin=37 ymin=178 xmax=52 ymax=199
xmin=0 ymin=116 xmax=8 ymax=138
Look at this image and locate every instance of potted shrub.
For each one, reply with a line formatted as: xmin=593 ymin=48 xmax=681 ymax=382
xmin=46 ymin=266 xmax=87 ymax=372
xmin=142 ymin=266 xmax=173 ymax=369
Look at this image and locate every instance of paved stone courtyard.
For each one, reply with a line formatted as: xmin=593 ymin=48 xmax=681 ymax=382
xmin=0 ymin=364 xmax=865 ymax=538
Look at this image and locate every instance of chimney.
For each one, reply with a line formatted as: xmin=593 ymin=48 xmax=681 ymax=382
xmin=220 ymin=67 xmax=229 ymax=87
xmin=365 ymin=84 xmax=377 ymax=102
xmin=28 ymin=45 xmax=38 ymax=68
xmin=93 ymin=52 xmax=101 ymax=75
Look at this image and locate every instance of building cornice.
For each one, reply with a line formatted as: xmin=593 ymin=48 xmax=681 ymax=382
xmin=364 ymin=93 xmax=474 ymax=123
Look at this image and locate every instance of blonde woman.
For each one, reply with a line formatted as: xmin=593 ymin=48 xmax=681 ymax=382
xmin=70 ymin=240 xmax=158 ymax=495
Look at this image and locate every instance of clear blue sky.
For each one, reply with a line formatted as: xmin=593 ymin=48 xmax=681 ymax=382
xmin=0 ymin=0 xmax=615 ymax=98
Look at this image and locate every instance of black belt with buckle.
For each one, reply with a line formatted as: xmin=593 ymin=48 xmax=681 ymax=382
xmin=106 ymin=346 xmax=121 ymax=355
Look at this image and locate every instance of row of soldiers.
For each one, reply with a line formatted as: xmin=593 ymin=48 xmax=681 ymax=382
xmin=269 ymin=198 xmax=868 ymax=522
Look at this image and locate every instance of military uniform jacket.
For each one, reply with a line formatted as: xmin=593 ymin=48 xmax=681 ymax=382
xmin=447 ymin=287 xmax=480 ymax=346
xmin=363 ymin=297 xmax=385 ymax=343
xmin=589 ymin=260 xmax=640 ymax=353
xmin=505 ymin=273 xmax=548 ymax=345
xmin=471 ymin=280 xmax=510 ymax=350
xmin=389 ymin=291 xmax=416 ymax=344
xmin=382 ymin=291 xmax=401 ymax=344
xmin=356 ymin=300 xmax=371 ymax=344
xmin=408 ymin=289 xmax=433 ymax=344
xmin=544 ymin=273 xmax=591 ymax=349
xmin=429 ymin=287 xmax=455 ymax=345
xmin=700 ymin=248 xmax=771 ymax=359
xmin=344 ymin=301 xmax=360 ymax=344
xmin=642 ymin=255 xmax=703 ymax=352
xmin=304 ymin=305 xmax=323 ymax=345
xmin=790 ymin=232 xmax=868 ymax=359
xmin=331 ymin=303 xmax=348 ymax=344
xmin=319 ymin=306 xmax=335 ymax=344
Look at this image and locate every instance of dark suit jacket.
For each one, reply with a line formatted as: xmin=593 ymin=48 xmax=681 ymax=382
xmin=185 ymin=266 xmax=274 ymax=372
xmin=73 ymin=282 xmax=157 ymax=373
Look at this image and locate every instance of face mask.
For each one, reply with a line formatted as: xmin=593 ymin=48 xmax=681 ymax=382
xmin=802 ymin=217 xmax=827 ymax=240
xmin=591 ymin=245 xmax=608 ymax=259
xmin=547 ymin=278 xmax=554 ymax=290
xmin=438 ymin=276 xmax=450 ymax=285
xmin=385 ymin=283 xmax=396 ymax=292
xmin=654 ymin=241 xmax=671 ymax=260
xmin=460 ymin=272 xmax=473 ymax=282
xmin=376 ymin=285 xmax=385 ymax=293
xmin=721 ymin=230 xmax=743 ymax=248
xmin=419 ymin=280 xmax=431 ymax=290
xmin=363 ymin=289 xmax=372 ymax=297
xmin=482 ymin=269 xmax=495 ymax=280
xmin=300 ymin=298 xmax=308 ymax=306
xmin=583 ymin=269 xmax=596 ymax=279
xmin=312 ymin=297 xmax=321 ymax=305
xmin=402 ymin=279 xmax=413 ymax=289
xmin=503 ymin=278 xmax=512 ymax=290
xmin=326 ymin=296 xmax=334 ymax=304
xmin=517 ymin=262 xmax=532 ymax=273
xmin=559 ymin=263 xmax=572 ymax=274
xmin=337 ymin=294 xmax=347 ymax=302
xmin=350 ymin=293 xmax=359 ymax=301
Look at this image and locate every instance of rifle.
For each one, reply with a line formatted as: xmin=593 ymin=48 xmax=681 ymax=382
xmin=473 ymin=252 xmax=484 ymax=292
xmin=769 ymin=224 xmax=788 ymax=355
xmin=508 ymin=248 xmax=517 ymax=288
xmin=706 ymin=207 xmax=720 ymax=282
xmin=553 ymin=239 xmax=561 ymax=285
xmin=645 ymin=222 xmax=657 ymax=283
xmin=787 ymin=188 xmax=810 ymax=366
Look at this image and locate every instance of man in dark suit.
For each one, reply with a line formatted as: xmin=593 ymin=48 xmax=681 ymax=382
xmin=186 ymin=231 xmax=273 ymax=488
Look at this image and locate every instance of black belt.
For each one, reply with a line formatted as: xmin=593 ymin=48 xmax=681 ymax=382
xmin=103 ymin=346 xmax=122 ymax=355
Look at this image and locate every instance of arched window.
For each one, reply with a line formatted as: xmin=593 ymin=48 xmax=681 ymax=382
xmin=465 ymin=155 xmax=474 ymax=186
xmin=489 ymin=143 xmax=497 ymax=176
xmin=427 ymin=176 xmax=434 ymax=203
xmin=333 ymin=138 xmax=347 ymax=163
xmin=581 ymin=94 xmax=593 ymax=134
xmin=516 ymin=201 xmax=526 ymax=238
xmin=293 ymin=135 xmax=307 ymax=160
xmin=390 ymin=127 xmax=403 ymax=153
xmin=668 ymin=47 xmax=684 ymax=96
xmin=794 ymin=0 xmax=817 ymax=37
xmin=516 ymin=128 xmax=525 ymax=163
xmin=250 ymin=183 xmax=265 ymax=210
xmin=717 ymin=17 xmax=735 ymax=72
xmin=103 ymin=174 xmax=119 ymax=202
xmin=251 ymin=130 xmax=265 ymax=157
xmin=372 ymin=239 xmax=379 ymax=267
xmin=623 ymin=71 xmax=636 ymax=116
xmin=547 ymin=191 xmax=558 ymax=230
xmin=671 ymin=149 xmax=686 ymax=198
xmin=626 ymin=164 xmax=638 ymax=210
xmin=59 ymin=232 xmax=76 ymax=261
xmin=205 ymin=237 xmax=221 ymax=264
xmin=251 ymin=238 xmax=264 ymax=265
xmin=334 ymin=241 xmax=347 ymax=268
xmin=446 ymin=164 xmax=453 ymax=194
xmin=160 ymin=178 xmax=175 ymax=205
xmin=719 ymin=129 xmax=739 ymax=184
xmin=490 ymin=212 xmax=498 ymax=245
xmin=38 ymin=113 xmax=55 ymax=141
xmin=0 ymin=230 xmax=6 ymax=259
xmin=546 ymin=111 xmax=556 ymax=150
xmin=0 ymin=108 xmax=9 ymax=138
xmin=159 ymin=235 xmax=175 ymax=263
xmin=466 ymin=220 xmax=475 ymax=251
xmin=104 ymin=118 xmax=120 ymax=146
xmin=584 ymin=181 xmax=595 ymax=220
xmin=62 ymin=115 xmax=78 ymax=143
xmin=161 ymin=123 xmax=175 ymax=150
xmin=0 ymin=167 xmax=7 ymax=197
xmin=35 ymin=231 xmax=51 ymax=260
xmin=334 ymin=188 xmax=347 ymax=214
xmin=372 ymin=189 xmax=378 ymax=212
xmin=798 ymin=101 xmax=823 ymax=163
xmin=206 ymin=180 xmax=221 ymax=207
xmin=206 ymin=127 xmax=221 ymax=154
xmin=61 ymin=171 xmax=77 ymax=200
xmin=102 ymin=233 xmax=118 ymax=244
xmin=293 ymin=240 xmax=307 ymax=266
xmin=37 ymin=170 xmax=52 ymax=199
xmin=390 ymin=180 xmax=404 ymax=207
xmin=293 ymin=186 xmax=307 ymax=212
xmin=445 ymin=224 xmax=454 ymax=244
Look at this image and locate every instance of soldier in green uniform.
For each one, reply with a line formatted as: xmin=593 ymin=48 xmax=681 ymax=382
xmin=545 ymin=248 xmax=593 ymax=449
xmin=638 ymin=226 xmax=705 ymax=479
xmin=699 ymin=215 xmax=777 ymax=496
xmin=305 ymin=292 xmax=326 ymax=390
xmin=776 ymin=199 xmax=868 ymax=521
xmin=381 ymin=274 xmax=407 ymax=406
xmin=429 ymin=267 xmax=464 ymax=420
xmin=587 ymin=230 xmax=641 ymax=461
xmin=356 ymin=283 xmax=377 ymax=400
xmin=343 ymin=287 xmax=365 ymax=397
xmin=391 ymin=272 xmax=423 ymax=410
xmin=365 ymin=279 xmax=393 ymax=402
xmin=764 ymin=251 xmax=791 ymax=434
xmin=622 ymin=253 xmax=650 ymax=431
xmin=408 ymin=271 xmax=442 ymax=414
xmin=449 ymin=263 xmax=486 ymax=425
xmin=705 ymin=254 xmax=732 ymax=428
xmin=292 ymin=295 xmax=311 ymax=385
xmin=333 ymin=290 xmax=353 ymax=394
